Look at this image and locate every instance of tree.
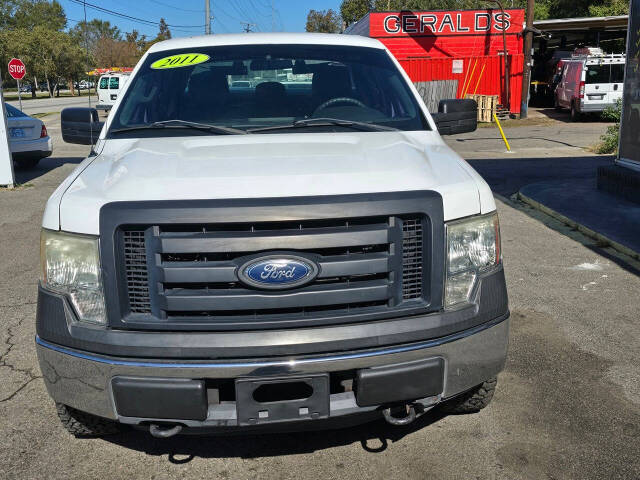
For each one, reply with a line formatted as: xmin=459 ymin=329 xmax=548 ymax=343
xmin=306 ymin=9 xmax=342 ymax=33
xmin=157 ymin=18 xmax=171 ymax=41
xmin=2 ymin=26 xmax=85 ymax=97
xmin=70 ymin=19 xmax=122 ymax=66
xmin=340 ymin=0 xmax=372 ymax=27
xmin=11 ymin=0 xmax=66 ymax=31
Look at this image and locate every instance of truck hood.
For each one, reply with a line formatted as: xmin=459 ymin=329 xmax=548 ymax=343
xmin=54 ymin=131 xmax=494 ymax=234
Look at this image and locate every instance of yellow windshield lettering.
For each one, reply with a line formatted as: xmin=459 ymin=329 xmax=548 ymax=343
xmin=151 ymin=53 xmax=210 ymax=70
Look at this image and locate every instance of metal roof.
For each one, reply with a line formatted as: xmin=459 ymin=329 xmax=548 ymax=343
xmin=533 ymin=15 xmax=628 ymax=31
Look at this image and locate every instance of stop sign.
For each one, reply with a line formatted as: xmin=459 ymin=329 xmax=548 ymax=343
xmin=8 ymin=58 xmax=26 ymax=80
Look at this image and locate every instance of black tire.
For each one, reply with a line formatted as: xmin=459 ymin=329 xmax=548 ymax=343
xmin=438 ymin=377 xmax=497 ymax=414
xmin=13 ymin=157 xmax=40 ymax=170
xmin=56 ymin=403 xmax=122 ymax=437
xmin=570 ymin=102 xmax=582 ymax=122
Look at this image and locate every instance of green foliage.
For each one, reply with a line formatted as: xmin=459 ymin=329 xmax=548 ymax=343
xmin=596 ymin=99 xmax=622 ymax=153
xmin=588 ymin=0 xmax=629 ymax=16
xmin=11 ymin=0 xmax=66 ymax=30
xmin=601 ymin=98 xmax=622 ymax=122
xmin=306 ymin=9 xmax=342 ymax=33
xmin=340 ymin=0 xmax=630 ymax=24
xmin=340 ymin=0 xmax=372 ymax=27
xmin=596 ymin=124 xmax=620 ymax=154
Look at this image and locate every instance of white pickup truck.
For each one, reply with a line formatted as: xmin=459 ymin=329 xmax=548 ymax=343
xmin=39 ymin=33 xmax=508 ymax=437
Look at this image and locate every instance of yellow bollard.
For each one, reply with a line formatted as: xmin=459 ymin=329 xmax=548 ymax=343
xmin=493 ymin=112 xmax=511 ymax=151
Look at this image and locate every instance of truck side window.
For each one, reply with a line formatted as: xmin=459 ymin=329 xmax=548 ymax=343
xmin=611 ymin=64 xmax=625 ymax=83
xmin=585 ymin=65 xmax=610 ymax=84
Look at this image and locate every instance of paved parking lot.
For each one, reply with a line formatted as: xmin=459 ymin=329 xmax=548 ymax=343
xmin=1 ymin=113 xmax=639 ymax=479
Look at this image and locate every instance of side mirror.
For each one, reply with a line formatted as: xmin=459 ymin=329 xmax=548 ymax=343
xmin=61 ymin=107 xmax=103 ymax=145
xmin=432 ymin=99 xmax=477 ymax=135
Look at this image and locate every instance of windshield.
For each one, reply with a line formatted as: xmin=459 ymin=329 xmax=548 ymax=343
xmin=109 ymin=44 xmax=428 ymax=136
xmin=5 ymin=104 xmax=27 ymax=118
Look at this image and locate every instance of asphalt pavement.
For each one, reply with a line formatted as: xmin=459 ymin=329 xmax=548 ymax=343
xmin=0 ymin=114 xmax=638 ymax=479
xmin=5 ymin=93 xmax=97 ymax=116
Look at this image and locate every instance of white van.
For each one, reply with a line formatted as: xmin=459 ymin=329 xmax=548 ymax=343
xmin=96 ymin=73 xmax=129 ymax=111
xmin=555 ymin=50 xmax=625 ymax=120
xmin=48 ymin=33 xmax=508 ymax=437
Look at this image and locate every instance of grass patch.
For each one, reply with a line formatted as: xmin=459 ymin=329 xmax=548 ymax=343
xmin=0 ymin=182 xmax=34 ymax=191
xmin=32 ymin=112 xmax=57 ymax=118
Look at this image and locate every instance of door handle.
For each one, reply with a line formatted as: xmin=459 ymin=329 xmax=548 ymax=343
xmin=614 ymin=84 xmax=619 ymax=91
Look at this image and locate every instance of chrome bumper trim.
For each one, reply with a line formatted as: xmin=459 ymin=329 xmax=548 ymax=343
xmin=36 ymin=314 xmax=507 ymax=369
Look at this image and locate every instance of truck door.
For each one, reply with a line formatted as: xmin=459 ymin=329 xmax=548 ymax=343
xmin=584 ymin=61 xmax=610 ymax=109
xmin=610 ymin=62 xmax=625 ymax=105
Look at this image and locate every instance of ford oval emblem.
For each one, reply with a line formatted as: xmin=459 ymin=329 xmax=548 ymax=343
xmin=238 ymin=255 xmax=319 ymax=290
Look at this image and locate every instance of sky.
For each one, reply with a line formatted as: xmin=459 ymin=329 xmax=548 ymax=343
xmin=60 ymin=0 xmax=342 ymax=39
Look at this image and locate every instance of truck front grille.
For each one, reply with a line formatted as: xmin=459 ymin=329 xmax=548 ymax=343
xmin=100 ymin=193 xmax=444 ymax=331
xmin=120 ymin=216 xmax=427 ymax=330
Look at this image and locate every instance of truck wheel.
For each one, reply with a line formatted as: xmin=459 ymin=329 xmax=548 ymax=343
xmin=570 ymin=102 xmax=582 ymax=122
xmin=56 ymin=403 xmax=122 ymax=437
xmin=438 ymin=377 xmax=497 ymax=414
xmin=14 ymin=158 xmax=40 ymax=170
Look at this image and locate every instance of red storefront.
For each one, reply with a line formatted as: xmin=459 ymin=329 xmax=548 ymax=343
xmin=346 ymin=9 xmax=525 ymax=114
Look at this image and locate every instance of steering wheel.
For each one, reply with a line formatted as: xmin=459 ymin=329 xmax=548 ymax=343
xmin=313 ymin=97 xmax=367 ymax=116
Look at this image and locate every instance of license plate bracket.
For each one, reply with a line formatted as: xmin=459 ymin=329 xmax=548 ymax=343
xmin=235 ymin=374 xmax=329 ymax=426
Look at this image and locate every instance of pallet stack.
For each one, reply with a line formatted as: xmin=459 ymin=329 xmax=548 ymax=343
xmin=465 ymin=94 xmax=499 ymax=122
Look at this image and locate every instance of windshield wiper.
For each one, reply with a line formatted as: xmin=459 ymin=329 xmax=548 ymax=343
xmin=110 ymin=119 xmax=247 ymax=135
xmin=248 ymin=118 xmax=399 ymax=133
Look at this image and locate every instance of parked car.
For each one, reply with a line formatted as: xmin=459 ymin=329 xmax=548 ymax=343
xmin=47 ymin=33 xmax=508 ymax=438
xmin=555 ymin=50 xmax=625 ymax=120
xmin=96 ymin=73 xmax=130 ymax=110
xmin=19 ymin=84 xmax=32 ymax=93
xmin=5 ymin=103 xmax=52 ymax=169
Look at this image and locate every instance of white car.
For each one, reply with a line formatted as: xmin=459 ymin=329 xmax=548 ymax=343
xmin=45 ymin=33 xmax=508 ymax=438
xmin=5 ymin=103 xmax=52 ymax=169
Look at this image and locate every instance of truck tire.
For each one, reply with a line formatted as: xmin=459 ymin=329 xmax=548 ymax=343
xmin=56 ymin=403 xmax=122 ymax=437
xmin=438 ymin=377 xmax=497 ymax=414
xmin=14 ymin=158 xmax=40 ymax=170
xmin=570 ymin=102 xmax=582 ymax=122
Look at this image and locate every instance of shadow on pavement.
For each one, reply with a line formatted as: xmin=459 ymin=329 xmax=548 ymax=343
xmin=14 ymin=155 xmax=84 ymax=184
xmin=469 ymin=155 xmax=640 ymax=276
xmin=532 ymin=108 xmax=612 ymax=123
xmin=102 ymin=410 xmax=448 ymax=462
xmin=468 ymin=156 xmax=613 ymax=197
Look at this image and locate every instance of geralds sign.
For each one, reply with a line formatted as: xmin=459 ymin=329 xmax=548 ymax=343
xmin=374 ymin=9 xmax=523 ymax=37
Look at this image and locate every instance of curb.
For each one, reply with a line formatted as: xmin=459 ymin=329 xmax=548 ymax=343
xmin=517 ymin=191 xmax=640 ymax=261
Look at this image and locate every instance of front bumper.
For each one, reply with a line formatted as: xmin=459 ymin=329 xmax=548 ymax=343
xmin=36 ymin=315 xmax=509 ymax=428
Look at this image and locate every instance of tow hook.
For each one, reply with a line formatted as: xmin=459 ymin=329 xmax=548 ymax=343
xmin=149 ymin=423 xmax=183 ymax=438
xmin=382 ymin=404 xmax=417 ymax=426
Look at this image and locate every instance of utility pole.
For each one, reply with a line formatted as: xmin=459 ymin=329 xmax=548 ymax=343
xmin=271 ymin=0 xmax=275 ymax=32
xmin=241 ymin=22 xmax=256 ymax=33
xmin=520 ymin=0 xmax=535 ymax=118
xmin=205 ymin=0 xmax=210 ymax=34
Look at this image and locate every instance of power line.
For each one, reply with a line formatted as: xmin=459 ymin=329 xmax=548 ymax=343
xmin=144 ymin=0 xmax=202 ymax=13
xmin=65 ymin=0 xmax=205 ymax=29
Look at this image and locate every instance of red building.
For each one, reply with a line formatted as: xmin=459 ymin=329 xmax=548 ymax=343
xmin=346 ymin=9 xmax=525 ymax=114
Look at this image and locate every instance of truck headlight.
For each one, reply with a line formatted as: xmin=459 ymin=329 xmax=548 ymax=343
xmin=40 ymin=229 xmax=107 ymax=325
xmin=445 ymin=212 xmax=501 ymax=308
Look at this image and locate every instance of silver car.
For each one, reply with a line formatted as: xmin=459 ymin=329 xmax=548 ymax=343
xmin=6 ymin=104 xmax=52 ymax=169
